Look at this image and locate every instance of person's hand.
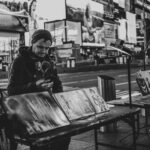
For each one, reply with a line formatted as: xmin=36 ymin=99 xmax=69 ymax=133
xmin=35 ymin=79 xmax=53 ymax=90
xmin=41 ymin=81 xmax=53 ymax=91
xmin=35 ymin=79 xmax=45 ymax=87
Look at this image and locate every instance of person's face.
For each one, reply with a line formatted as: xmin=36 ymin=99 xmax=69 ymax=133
xmin=32 ymin=39 xmax=51 ymax=58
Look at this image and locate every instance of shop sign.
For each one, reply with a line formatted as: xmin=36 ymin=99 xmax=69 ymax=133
xmin=118 ymin=19 xmax=127 ymax=41
xmin=134 ymin=46 xmax=142 ymax=52
xmin=104 ymin=22 xmax=115 ymax=39
xmin=103 ymin=22 xmax=116 ymax=48
xmin=57 ymin=43 xmax=73 ymax=49
xmin=123 ymin=43 xmax=134 ymax=49
xmin=126 ymin=12 xmax=137 ymax=44
xmin=57 ymin=49 xmax=73 ymax=58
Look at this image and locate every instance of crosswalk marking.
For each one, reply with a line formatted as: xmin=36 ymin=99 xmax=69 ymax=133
xmin=116 ymin=81 xmax=136 ymax=86
xmin=116 ymin=90 xmax=141 ymax=99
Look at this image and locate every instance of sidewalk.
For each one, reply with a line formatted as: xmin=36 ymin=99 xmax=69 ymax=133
xmin=17 ymin=112 xmax=150 ymax=150
xmin=15 ymin=87 xmax=148 ymax=150
xmin=68 ymin=116 xmax=150 ymax=150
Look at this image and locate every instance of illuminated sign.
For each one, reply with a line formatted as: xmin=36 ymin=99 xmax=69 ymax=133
xmin=66 ymin=0 xmax=105 ymax=47
xmin=57 ymin=49 xmax=73 ymax=58
xmin=45 ymin=20 xmax=82 ymax=46
xmin=104 ymin=23 xmax=115 ymax=39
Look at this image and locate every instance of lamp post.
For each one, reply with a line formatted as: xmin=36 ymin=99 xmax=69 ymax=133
xmin=143 ymin=0 xmax=147 ymax=70
xmin=109 ymin=45 xmax=132 ymax=108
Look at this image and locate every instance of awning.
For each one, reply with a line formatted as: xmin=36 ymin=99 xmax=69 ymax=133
xmin=0 ymin=4 xmax=28 ymax=32
xmin=108 ymin=46 xmax=131 ymax=56
xmin=104 ymin=18 xmax=120 ymax=25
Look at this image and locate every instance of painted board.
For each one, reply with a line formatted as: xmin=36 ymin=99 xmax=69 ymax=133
xmin=53 ymin=90 xmax=95 ymax=121
xmin=4 ymin=91 xmax=70 ymax=135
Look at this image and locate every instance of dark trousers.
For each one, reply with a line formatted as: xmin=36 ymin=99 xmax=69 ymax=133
xmin=10 ymin=138 xmax=70 ymax=150
xmin=7 ymin=119 xmax=70 ymax=150
xmin=31 ymin=138 xmax=71 ymax=150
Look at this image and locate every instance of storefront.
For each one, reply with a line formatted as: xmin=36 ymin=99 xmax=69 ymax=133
xmin=44 ymin=0 xmax=139 ymax=65
xmin=134 ymin=0 xmax=150 ymax=55
xmin=0 ymin=1 xmax=28 ymax=70
xmin=45 ymin=19 xmax=82 ymax=65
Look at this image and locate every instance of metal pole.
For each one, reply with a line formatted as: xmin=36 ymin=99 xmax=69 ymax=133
xmin=64 ymin=0 xmax=67 ymax=42
xmin=143 ymin=0 xmax=146 ymax=70
xmin=127 ymin=56 xmax=132 ymax=108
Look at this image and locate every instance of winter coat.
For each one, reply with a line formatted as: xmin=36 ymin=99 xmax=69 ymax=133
xmin=7 ymin=46 xmax=63 ymax=96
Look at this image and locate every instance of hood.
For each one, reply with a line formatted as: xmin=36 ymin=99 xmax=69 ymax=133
xmin=18 ymin=46 xmax=31 ymax=57
xmin=18 ymin=46 xmax=45 ymax=62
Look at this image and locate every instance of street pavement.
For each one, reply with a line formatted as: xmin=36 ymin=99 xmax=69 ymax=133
xmin=16 ymin=110 xmax=150 ymax=150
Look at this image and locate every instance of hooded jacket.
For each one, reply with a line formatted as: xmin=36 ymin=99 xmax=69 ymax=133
xmin=7 ymin=46 xmax=63 ymax=96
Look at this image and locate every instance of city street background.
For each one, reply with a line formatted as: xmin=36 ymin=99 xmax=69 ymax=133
xmin=60 ymin=66 xmax=147 ymax=94
xmin=0 ymin=65 xmax=149 ymax=96
xmin=1 ymin=65 xmax=149 ymax=150
xmin=0 ymin=64 xmax=150 ymax=150
xmin=0 ymin=0 xmax=150 ymax=149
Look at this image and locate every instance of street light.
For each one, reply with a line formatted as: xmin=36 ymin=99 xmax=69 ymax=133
xmin=110 ymin=40 xmax=133 ymax=108
xmin=143 ymin=0 xmax=147 ymax=70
